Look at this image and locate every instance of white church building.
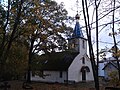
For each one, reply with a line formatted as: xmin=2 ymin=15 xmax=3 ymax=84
xmin=31 ymin=14 xmax=94 ymax=83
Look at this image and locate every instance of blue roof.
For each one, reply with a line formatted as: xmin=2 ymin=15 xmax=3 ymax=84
xmin=72 ymin=21 xmax=84 ymax=38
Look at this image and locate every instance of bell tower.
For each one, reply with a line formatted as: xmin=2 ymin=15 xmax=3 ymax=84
xmin=68 ymin=14 xmax=87 ymax=54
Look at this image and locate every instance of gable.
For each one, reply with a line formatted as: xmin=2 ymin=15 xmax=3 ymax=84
xmin=102 ymin=62 xmax=118 ymax=70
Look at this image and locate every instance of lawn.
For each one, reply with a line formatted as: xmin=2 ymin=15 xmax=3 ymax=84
xmin=0 ymin=80 xmax=105 ymax=90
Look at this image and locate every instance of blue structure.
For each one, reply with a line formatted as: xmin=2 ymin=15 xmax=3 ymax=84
xmin=72 ymin=14 xmax=84 ymax=38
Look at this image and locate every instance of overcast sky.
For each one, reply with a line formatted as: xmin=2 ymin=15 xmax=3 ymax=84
xmin=2 ymin=0 xmax=119 ymax=58
xmin=54 ymin=0 xmax=120 ymax=58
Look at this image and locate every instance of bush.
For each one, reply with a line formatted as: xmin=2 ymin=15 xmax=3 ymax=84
xmin=108 ymin=71 xmax=120 ymax=87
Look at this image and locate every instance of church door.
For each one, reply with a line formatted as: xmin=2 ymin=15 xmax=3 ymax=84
xmin=82 ymin=70 xmax=86 ymax=81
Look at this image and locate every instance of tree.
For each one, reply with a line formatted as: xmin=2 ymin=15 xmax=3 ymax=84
xmin=0 ymin=0 xmax=73 ymax=81
xmin=81 ymin=0 xmax=100 ymax=89
xmin=80 ymin=0 xmax=120 ymax=89
xmin=3 ymin=39 xmax=28 ymax=80
xmin=0 ymin=0 xmax=25 ymax=80
xmin=0 ymin=0 xmax=77 ymax=82
xmin=109 ymin=71 xmax=120 ymax=87
xmin=20 ymin=0 xmax=73 ymax=82
xmin=0 ymin=0 xmax=72 ymax=81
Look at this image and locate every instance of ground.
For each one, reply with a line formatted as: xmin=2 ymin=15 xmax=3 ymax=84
xmin=0 ymin=80 xmax=105 ymax=90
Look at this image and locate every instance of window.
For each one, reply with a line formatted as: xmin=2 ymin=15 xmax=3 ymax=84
xmin=83 ymin=40 xmax=85 ymax=49
xmin=60 ymin=71 xmax=63 ymax=78
xmin=72 ymin=43 xmax=75 ymax=48
xmin=32 ymin=71 xmax=35 ymax=77
xmin=82 ymin=57 xmax=85 ymax=64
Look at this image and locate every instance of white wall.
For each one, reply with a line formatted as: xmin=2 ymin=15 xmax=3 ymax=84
xmin=31 ymin=71 xmax=67 ymax=83
xmin=104 ymin=64 xmax=117 ymax=79
xmin=68 ymin=54 xmax=94 ymax=82
xmin=98 ymin=63 xmax=105 ymax=77
xmin=85 ymin=56 xmax=94 ymax=81
xmin=68 ymin=54 xmax=82 ymax=82
xmin=68 ymin=38 xmax=94 ymax=82
xmin=79 ymin=38 xmax=87 ymax=54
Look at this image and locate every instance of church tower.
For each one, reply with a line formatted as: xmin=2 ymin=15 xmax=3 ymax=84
xmin=68 ymin=14 xmax=87 ymax=54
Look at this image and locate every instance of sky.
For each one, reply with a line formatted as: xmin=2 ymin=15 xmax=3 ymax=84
xmin=54 ymin=0 xmax=120 ymax=58
xmin=55 ymin=0 xmax=80 ymax=16
xmin=1 ymin=0 xmax=120 ymax=58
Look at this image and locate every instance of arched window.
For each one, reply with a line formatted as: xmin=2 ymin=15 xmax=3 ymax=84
xmin=80 ymin=66 xmax=90 ymax=72
xmin=59 ymin=71 xmax=63 ymax=78
xmin=82 ymin=40 xmax=85 ymax=49
xmin=82 ymin=57 xmax=85 ymax=64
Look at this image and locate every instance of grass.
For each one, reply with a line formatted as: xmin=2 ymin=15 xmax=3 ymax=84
xmin=0 ymin=80 xmax=105 ymax=90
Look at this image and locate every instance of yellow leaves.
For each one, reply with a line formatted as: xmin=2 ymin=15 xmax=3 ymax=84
xmin=0 ymin=27 xmax=4 ymax=34
xmin=109 ymin=71 xmax=120 ymax=87
xmin=100 ymin=53 xmax=106 ymax=59
xmin=11 ymin=6 xmax=17 ymax=13
xmin=112 ymin=50 xmax=120 ymax=57
xmin=109 ymin=32 xmax=119 ymax=36
xmin=7 ymin=41 xmax=29 ymax=75
xmin=22 ymin=22 xmax=39 ymax=36
xmin=117 ymin=50 xmax=120 ymax=56
xmin=32 ymin=0 xmax=41 ymax=7
xmin=26 ymin=24 xmax=37 ymax=31
xmin=41 ymin=35 xmax=48 ymax=41
xmin=110 ymin=46 xmax=120 ymax=57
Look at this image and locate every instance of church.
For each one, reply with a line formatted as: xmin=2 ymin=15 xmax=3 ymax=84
xmin=31 ymin=14 xmax=94 ymax=83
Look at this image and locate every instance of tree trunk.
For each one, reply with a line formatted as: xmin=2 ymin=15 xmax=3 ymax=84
xmin=82 ymin=0 xmax=99 ymax=90
xmin=95 ymin=0 xmax=100 ymax=90
xmin=27 ymin=38 xmax=35 ymax=82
